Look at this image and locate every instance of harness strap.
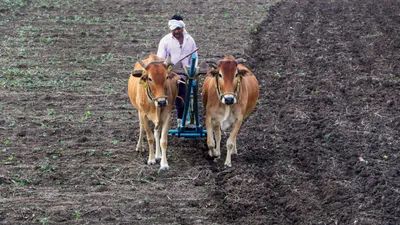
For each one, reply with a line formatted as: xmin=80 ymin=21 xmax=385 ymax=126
xmin=144 ymin=82 xmax=168 ymax=103
xmin=214 ymin=73 xmax=242 ymax=103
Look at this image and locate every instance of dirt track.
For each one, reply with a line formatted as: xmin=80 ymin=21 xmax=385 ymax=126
xmin=1 ymin=0 xmax=400 ymax=224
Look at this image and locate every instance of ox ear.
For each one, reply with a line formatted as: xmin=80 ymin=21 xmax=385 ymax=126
xmin=167 ymin=71 xmax=178 ymax=80
xmin=238 ymin=69 xmax=252 ymax=77
xmin=139 ymin=74 xmax=148 ymax=83
xmin=131 ymin=70 xmax=144 ymax=77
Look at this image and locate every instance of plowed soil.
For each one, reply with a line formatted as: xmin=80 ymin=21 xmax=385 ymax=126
xmin=1 ymin=0 xmax=399 ymax=224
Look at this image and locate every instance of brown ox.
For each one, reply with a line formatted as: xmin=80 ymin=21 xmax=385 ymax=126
xmin=128 ymin=54 xmax=179 ymax=170
xmin=202 ymin=56 xmax=259 ymax=167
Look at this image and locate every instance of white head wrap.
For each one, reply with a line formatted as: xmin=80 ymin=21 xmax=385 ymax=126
xmin=168 ymin=19 xmax=185 ymax=30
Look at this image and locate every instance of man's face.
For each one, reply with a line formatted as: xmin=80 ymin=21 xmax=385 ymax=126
xmin=172 ymin=27 xmax=183 ymax=39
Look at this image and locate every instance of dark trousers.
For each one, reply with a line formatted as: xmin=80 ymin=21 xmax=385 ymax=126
xmin=176 ymin=82 xmax=186 ymax=119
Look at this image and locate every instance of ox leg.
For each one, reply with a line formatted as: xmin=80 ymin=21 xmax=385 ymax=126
xmin=205 ymin=115 xmax=216 ymax=158
xmin=159 ymin=114 xmax=171 ymax=170
xmin=154 ymin=126 xmax=161 ymax=162
xmin=141 ymin=116 xmax=156 ymax=165
xmin=225 ymin=118 xmax=243 ymax=168
xmin=213 ymin=122 xmax=222 ymax=158
xmin=232 ymin=139 xmax=237 ymax=155
xmin=136 ymin=114 xmax=144 ymax=152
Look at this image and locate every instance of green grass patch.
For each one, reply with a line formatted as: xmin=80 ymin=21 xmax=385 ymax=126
xmin=0 ymin=0 xmax=25 ymax=10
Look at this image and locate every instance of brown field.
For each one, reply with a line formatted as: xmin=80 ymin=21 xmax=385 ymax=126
xmin=1 ymin=0 xmax=399 ymax=224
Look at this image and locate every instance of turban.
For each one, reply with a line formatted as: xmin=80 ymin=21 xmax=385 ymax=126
xmin=168 ymin=19 xmax=185 ymax=30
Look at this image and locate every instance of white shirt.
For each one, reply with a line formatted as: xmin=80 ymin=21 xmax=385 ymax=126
xmin=157 ymin=30 xmax=198 ymax=68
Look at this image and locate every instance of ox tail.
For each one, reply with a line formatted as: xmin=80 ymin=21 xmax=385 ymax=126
xmin=176 ymin=96 xmax=185 ymax=105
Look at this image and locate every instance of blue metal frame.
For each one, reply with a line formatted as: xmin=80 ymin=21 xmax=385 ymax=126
xmin=168 ymin=54 xmax=207 ymax=137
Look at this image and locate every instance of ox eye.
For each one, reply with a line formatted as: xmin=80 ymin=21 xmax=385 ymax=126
xmin=218 ymin=73 xmax=222 ymax=78
xmin=148 ymin=77 xmax=153 ymax=82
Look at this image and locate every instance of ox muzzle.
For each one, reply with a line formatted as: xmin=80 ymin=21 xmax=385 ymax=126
xmin=221 ymin=94 xmax=236 ymax=105
xmin=154 ymin=97 xmax=168 ymax=107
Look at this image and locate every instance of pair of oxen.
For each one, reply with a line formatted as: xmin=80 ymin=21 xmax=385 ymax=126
xmin=128 ymin=54 xmax=259 ymax=170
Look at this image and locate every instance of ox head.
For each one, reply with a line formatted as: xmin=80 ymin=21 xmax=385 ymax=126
xmin=206 ymin=56 xmax=249 ymax=105
xmin=131 ymin=54 xmax=176 ymax=107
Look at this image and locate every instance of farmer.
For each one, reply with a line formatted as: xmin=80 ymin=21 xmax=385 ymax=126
xmin=157 ymin=14 xmax=198 ymax=128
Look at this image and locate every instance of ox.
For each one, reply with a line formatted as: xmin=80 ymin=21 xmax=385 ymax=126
xmin=202 ymin=56 xmax=259 ymax=167
xmin=128 ymin=54 xmax=179 ymax=170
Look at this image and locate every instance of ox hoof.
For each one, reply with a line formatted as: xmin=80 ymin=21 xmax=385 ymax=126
xmin=147 ymin=159 xmax=156 ymax=165
xmin=232 ymin=148 xmax=238 ymax=155
xmin=224 ymin=163 xmax=232 ymax=168
xmin=207 ymin=150 xmax=214 ymax=158
xmin=159 ymin=164 xmax=169 ymax=171
xmin=208 ymin=149 xmax=220 ymax=158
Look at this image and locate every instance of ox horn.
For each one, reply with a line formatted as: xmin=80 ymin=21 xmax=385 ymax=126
xmin=137 ymin=55 xmax=147 ymax=69
xmin=235 ymin=58 xmax=247 ymax=64
xmin=164 ymin=53 xmax=172 ymax=67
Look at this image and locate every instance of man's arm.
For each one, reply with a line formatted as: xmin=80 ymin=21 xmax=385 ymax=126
xmin=157 ymin=38 xmax=167 ymax=59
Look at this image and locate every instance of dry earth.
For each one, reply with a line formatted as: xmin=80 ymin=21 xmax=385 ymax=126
xmin=1 ymin=0 xmax=399 ymax=224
